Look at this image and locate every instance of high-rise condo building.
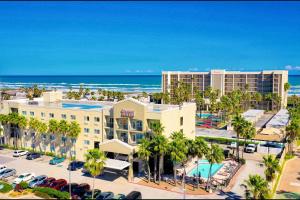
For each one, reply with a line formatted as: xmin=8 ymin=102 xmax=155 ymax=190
xmin=162 ymin=69 xmax=289 ymax=107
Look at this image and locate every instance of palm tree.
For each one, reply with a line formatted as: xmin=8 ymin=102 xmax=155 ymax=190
xmin=195 ymin=91 xmax=205 ymax=117
xmin=264 ymin=93 xmax=273 ymax=111
xmin=240 ymin=121 xmax=256 ymax=159
xmin=232 ymin=115 xmax=245 ymax=161
xmin=262 ymin=155 xmax=280 ymax=182
xmin=37 ymin=122 xmax=48 ymax=152
xmin=244 ymin=174 xmax=270 ymax=199
xmin=168 ymin=131 xmax=188 ymax=186
xmin=253 ymin=92 xmax=262 ymax=109
xmin=284 ymin=82 xmax=291 ymax=107
xmin=7 ymin=113 xmax=20 ymax=148
xmin=84 ymin=149 xmax=107 ymax=199
xmin=29 ymin=118 xmax=40 ymax=151
xmin=286 ymin=120 xmax=300 ymax=153
xmin=194 ymin=137 xmax=209 ymax=188
xmin=272 ymin=93 xmax=282 ymax=111
xmin=17 ymin=116 xmax=28 ymax=148
xmin=152 ymin=134 xmax=168 ymax=184
xmin=206 ymin=144 xmax=224 ymax=191
xmin=68 ymin=121 xmax=81 ymax=159
xmin=137 ymin=138 xmax=152 ymax=182
xmin=48 ymin=119 xmax=59 ymax=153
xmin=151 ymin=121 xmax=164 ymax=136
xmin=58 ymin=120 xmax=69 ymax=156
xmin=0 ymin=114 xmax=9 ymax=145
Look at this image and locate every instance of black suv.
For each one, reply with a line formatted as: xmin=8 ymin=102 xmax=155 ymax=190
xmin=26 ymin=152 xmax=41 ymax=160
xmin=68 ymin=161 xmax=85 ymax=171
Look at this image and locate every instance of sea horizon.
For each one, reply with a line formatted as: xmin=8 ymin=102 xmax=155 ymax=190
xmin=1 ymin=74 xmax=299 ymax=95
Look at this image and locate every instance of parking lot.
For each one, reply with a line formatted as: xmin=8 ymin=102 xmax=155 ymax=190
xmin=0 ymin=149 xmax=222 ymax=199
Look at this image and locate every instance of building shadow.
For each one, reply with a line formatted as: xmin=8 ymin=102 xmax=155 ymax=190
xmin=218 ymin=190 xmax=243 ymax=200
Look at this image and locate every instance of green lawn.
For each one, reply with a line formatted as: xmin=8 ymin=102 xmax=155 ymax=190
xmin=276 ymin=192 xmax=300 ymax=199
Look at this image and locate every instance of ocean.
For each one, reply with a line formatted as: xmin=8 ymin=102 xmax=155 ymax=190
xmin=0 ymin=75 xmax=299 ymax=95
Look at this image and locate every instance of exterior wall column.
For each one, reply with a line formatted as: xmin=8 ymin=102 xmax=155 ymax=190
xmin=128 ymin=152 xmax=134 ymax=182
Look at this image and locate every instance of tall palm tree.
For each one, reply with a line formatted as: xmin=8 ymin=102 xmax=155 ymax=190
xmin=194 ymin=137 xmax=209 ymax=188
xmin=253 ymin=92 xmax=263 ymax=109
xmin=58 ymin=120 xmax=69 ymax=156
xmin=84 ymin=149 xmax=107 ymax=199
xmin=244 ymin=174 xmax=270 ymax=199
xmin=240 ymin=121 xmax=256 ymax=159
xmin=232 ymin=115 xmax=245 ymax=161
xmin=206 ymin=144 xmax=224 ymax=191
xmin=8 ymin=113 xmax=20 ymax=148
xmin=272 ymin=93 xmax=282 ymax=111
xmin=262 ymin=155 xmax=280 ymax=182
xmin=29 ymin=118 xmax=40 ymax=151
xmin=68 ymin=121 xmax=81 ymax=159
xmin=286 ymin=120 xmax=300 ymax=153
xmin=264 ymin=93 xmax=273 ymax=111
xmin=37 ymin=122 xmax=48 ymax=152
xmin=284 ymin=82 xmax=291 ymax=107
xmin=17 ymin=116 xmax=28 ymax=148
xmin=168 ymin=131 xmax=188 ymax=186
xmin=48 ymin=119 xmax=59 ymax=153
xmin=137 ymin=138 xmax=152 ymax=182
xmin=152 ymin=134 xmax=168 ymax=184
xmin=195 ymin=91 xmax=205 ymax=117
xmin=0 ymin=114 xmax=9 ymax=145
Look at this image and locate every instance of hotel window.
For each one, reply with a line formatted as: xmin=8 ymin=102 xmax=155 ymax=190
xmin=22 ymin=111 xmax=27 ymax=115
xmin=71 ymin=115 xmax=76 ymax=120
xmin=84 ymin=116 xmax=90 ymax=122
xmin=84 ymin=140 xmax=90 ymax=145
xmin=94 ymin=129 xmax=100 ymax=134
xmin=61 ymin=114 xmax=67 ymax=119
xmin=49 ymin=113 xmax=54 ymax=118
xmin=94 ymin=117 xmax=100 ymax=122
xmin=41 ymin=112 xmax=45 ymax=118
xmin=132 ymin=133 xmax=144 ymax=144
xmin=30 ymin=111 xmax=34 ymax=116
xmin=180 ymin=117 xmax=183 ymax=126
xmin=84 ymin=128 xmax=89 ymax=133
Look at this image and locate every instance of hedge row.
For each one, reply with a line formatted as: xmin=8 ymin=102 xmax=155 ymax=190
xmin=0 ymin=145 xmax=62 ymax=158
xmin=0 ymin=181 xmax=13 ymax=193
xmin=197 ymin=136 xmax=259 ymax=146
xmin=32 ymin=187 xmax=69 ymax=199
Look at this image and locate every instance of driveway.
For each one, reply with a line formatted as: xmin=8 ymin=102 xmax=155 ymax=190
xmin=0 ymin=149 xmax=222 ymax=199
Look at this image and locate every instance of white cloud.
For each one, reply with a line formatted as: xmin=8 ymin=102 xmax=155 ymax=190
xmin=285 ymin=65 xmax=300 ymax=70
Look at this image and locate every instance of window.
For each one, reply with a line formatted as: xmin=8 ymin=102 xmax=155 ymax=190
xmin=84 ymin=128 xmax=89 ymax=133
xmin=94 ymin=117 xmax=100 ymax=122
xmin=71 ymin=115 xmax=76 ymax=120
xmin=180 ymin=117 xmax=183 ymax=126
xmin=94 ymin=129 xmax=100 ymax=134
xmin=84 ymin=140 xmax=90 ymax=145
xmin=132 ymin=133 xmax=144 ymax=143
xmin=22 ymin=111 xmax=27 ymax=115
xmin=61 ymin=114 xmax=67 ymax=119
xmin=49 ymin=113 xmax=54 ymax=118
xmin=84 ymin=116 xmax=90 ymax=121
xmin=41 ymin=112 xmax=45 ymax=117
xmin=30 ymin=111 xmax=34 ymax=116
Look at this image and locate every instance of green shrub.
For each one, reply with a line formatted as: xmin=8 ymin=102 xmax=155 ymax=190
xmin=33 ymin=187 xmax=69 ymax=199
xmin=285 ymin=153 xmax=294 ymax=160
xmin=0 ymin=181 xmax=13 ymax=193
xmin=34 ymin=190 xmax=51 ymax=199
xmin=239 ymin=158 xmax=246 ymax=165
xmin=19 ymin=181 xmax=29 ymax=190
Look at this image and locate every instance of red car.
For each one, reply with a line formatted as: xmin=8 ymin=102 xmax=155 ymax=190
xmin=38 ymin=177 xmax=56 ymax=187
xmin=49 ymin=179 xmax=67 ymax=190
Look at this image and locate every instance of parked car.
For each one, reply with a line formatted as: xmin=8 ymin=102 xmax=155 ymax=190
xmin=82 ymin=189 xmax=102 ymax=200
xmin=125 ymin=191 xmax=142 ymax=200
xmin=60 ymin=183 xmax=79 ymax=193
xmin=113 ymin=194 xmax=126 ymax=199
xmin=0 ymin=165 xmax=7 ymax=172
xmin=13 ymin=172 xmax=35 ymax=184
xmin=245 ymin=144 xmax=256 ymax=153
xmin=0 ymin=168 xmax=16 ymax=179
xmin=96 ymin=192 xmax=114 ymax=200
xmin=73 ymin=183 xmax=90 ymax=197
xmin=49 ymin=179 xmax=67 ymax=190
xmin=264 ymin=142 xmax=283 ymax=148
xmin=13 ymin=150 xmax=28 ymax=157
xmin=68 ymin=161 xmax=85 ymax=171
xmin=49 ymin=157 xmax=65 ymax=165
xmin=228 ymin=142 xmax=237 ymax=149
xmin=38 ymin=177 xmax=56 ymax=187
xmin=28 ymin=175 xmax=48 ymax=188
xmin=26 ymin=152 xmax=41 ymax=160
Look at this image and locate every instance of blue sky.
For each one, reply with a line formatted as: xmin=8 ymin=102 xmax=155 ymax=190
xmin=0 ymin=2 xmax=300 ymax=75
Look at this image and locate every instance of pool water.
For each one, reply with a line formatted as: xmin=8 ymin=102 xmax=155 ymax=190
xmin=62 ymin=103 xmax=102 ymax=110
xmin=187 ymin=159 xmax=224 ymax=178
xmin=196 ymin=113 xmax=213 ymax=118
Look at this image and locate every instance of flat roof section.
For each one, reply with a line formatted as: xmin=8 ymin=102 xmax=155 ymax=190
xmin=242 ymin=109 xmax=265 ymax=123
xmin=266 ymin=109 xmax=290 ymax=128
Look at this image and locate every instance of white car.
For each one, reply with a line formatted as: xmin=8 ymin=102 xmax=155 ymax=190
xmin=13 ymin=173 xmax=35 ymax=184
xmin=13 ymin=150 xmax=28 ymax=157
xmin=228 ymin=142 xmax=237 ymax=149
xmin=0 ymin=165 xmax=7 ymax=172
xmin=245 ymin=144 xmax=256 ymax=153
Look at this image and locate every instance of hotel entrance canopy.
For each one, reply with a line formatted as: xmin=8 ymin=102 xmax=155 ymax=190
xmin=105 ymin=158 xmax=130 ymax=170
xmin=100 ymin=139 xmax=136 ymax=155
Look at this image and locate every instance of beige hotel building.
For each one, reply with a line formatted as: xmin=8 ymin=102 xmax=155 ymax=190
xmin=0 ymin=91 xmax=196 ymax=180
xmin=162 ymin=69 xmax=289 ymax=107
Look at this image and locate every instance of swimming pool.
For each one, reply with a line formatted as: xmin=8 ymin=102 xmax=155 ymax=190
xmin=196 ymin=113 xmax=213 ymax=118
xmin=187 ymin=159 xmax=224 ymax=178
xmin=62 ymin=103 xmax=102 ymax=110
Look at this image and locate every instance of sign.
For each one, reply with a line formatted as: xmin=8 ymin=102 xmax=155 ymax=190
xmin=121 ymin=109 xmax=134 ymax=118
